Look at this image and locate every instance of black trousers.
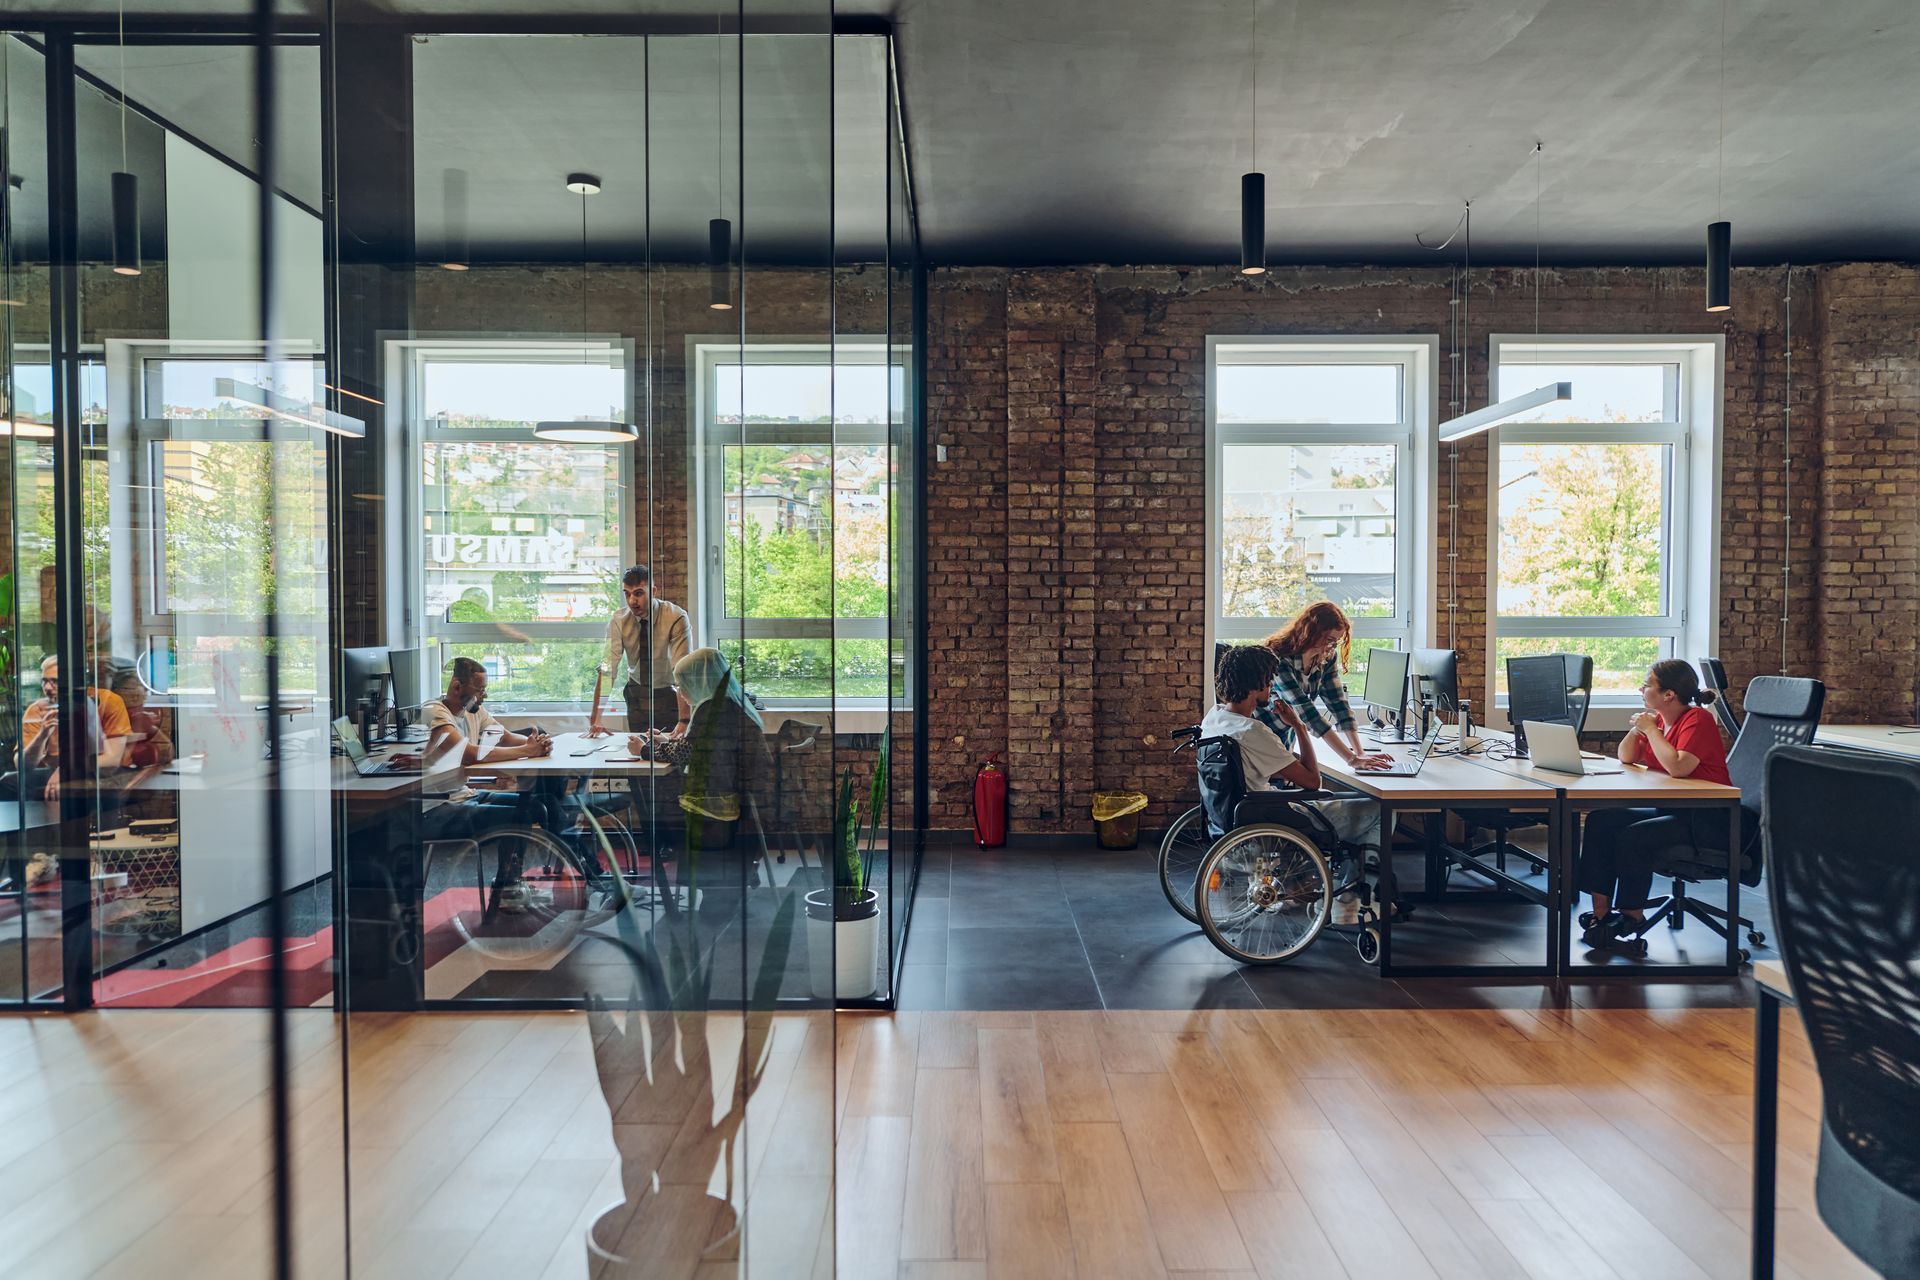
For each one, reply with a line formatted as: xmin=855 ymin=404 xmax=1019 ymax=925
xmin=1575 ymin=806 xmax=1727 ymax=910
xmin=622 ymin=682 xmax=680 ymax=734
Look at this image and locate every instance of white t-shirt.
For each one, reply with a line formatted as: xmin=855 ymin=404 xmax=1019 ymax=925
xmin=1201 ymin=704 xmax=1299 ymax=792
xmin=424 ymin=698 xmax=501 ymax=752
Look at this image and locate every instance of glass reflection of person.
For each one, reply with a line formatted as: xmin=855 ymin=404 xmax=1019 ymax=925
xmin=587 ymin=565 xmax=692 ymax=740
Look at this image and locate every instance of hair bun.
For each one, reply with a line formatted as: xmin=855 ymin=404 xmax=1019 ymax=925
xmin=1697 ymin=688 xmax=1718 ymax=705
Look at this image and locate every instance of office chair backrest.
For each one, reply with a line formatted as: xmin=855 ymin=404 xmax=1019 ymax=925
xmin=1697 ymin=657 xmax=1741 ymax=739
xmin=1557 ymin=653 xmax=1595 ymax=736
xmin=1765 ymin=745 xmax=1920 ymax=1233
xmin=1194 ymin=735 xmax=1248 ymax=839
xmin=1725 ymin=675 xmax=1824 ymax=859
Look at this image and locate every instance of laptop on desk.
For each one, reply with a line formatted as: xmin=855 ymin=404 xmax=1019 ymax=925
xmin=333 ymin=717 xmax=421 ymax=776
xmin=1520 ymin=720 xmax=1624 ymax=775
xmin=1354 ymin=724 xmax=1443 ymax=777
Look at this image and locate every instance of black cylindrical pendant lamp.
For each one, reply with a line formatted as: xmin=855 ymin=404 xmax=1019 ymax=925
xmin=1706 ymin=219 xmax=1731 ymax=312
xmin=1240 ymin=171 xmax=1266 ymax=275
xmin=111 ymin=170 xmax=141 ymax=276
xmin=709 ymin=216 xmax=734 ymax=310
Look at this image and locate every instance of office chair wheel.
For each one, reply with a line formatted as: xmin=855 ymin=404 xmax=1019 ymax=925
xmin=422 ymin=825 xmax=603 ymax=965
xmin=1747 ymin=930 xmax=1766 ymax=948
xmin=1739 ymin=949 xmax=1752 ymax=965
xmin=1158 ymin=804 xmax=1212 ymax=925
xmin=1355 ymin=927 xmax=1381 ymax=965
xmin=1194 ymin=825 xmax=1331 ymax=964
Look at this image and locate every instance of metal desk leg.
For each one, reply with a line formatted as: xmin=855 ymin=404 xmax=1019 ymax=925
xmin=1728 ymin=801 xmax=1743 ymax=972
xmin=1752 ymin=991 xmax=1781 ymax=1279
xmin=1559 ymin=799 xmax=1577 ymax=976
xmin=1544 ymin=791 xmax=1563 ymax=975
xmin=1375 ymin=797 xmax=1395 ymax=972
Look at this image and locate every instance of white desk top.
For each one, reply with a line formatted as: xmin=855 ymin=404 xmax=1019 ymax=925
xmin=1815 ymin=724 xmax=1920 ymax=760
xmin=471 ymin=731 xmax=673 ymax=777
xmin=1755 ymin=959 xmax=1792 ymax=1001
xmin=1321 ymin=739 xmax=1557 ymax=803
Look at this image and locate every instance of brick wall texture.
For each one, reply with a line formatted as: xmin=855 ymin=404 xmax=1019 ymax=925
xmin=922 ymin=262 xmax=1920 ymax=832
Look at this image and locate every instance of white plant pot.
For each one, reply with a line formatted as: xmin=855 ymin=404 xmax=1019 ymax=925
xmin=805 ymin=888 xmax=880 ymax=1001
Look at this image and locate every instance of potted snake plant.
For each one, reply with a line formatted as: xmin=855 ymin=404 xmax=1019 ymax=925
xmin=806 ymin=728 xmax=887 ymax=1000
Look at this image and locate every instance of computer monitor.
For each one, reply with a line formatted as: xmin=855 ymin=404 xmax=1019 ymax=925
xmin=342 ymin=646 xmax=392 ymax=726
xmin=388 ymin=647 xmax=425 ymax=733
xmin=1506 ymin=654 xmax=1571 ymax=756
xmin=1360 ymin=647 xmax=1413 ymax=741
xmin=1410 ymin=647 xmax=1459 ymax=712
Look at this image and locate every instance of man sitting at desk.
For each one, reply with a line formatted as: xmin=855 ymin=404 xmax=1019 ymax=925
xmin=422 ymin=658 xmax=558 ymax=914
xmin=14 ymin=654 xmax=129 ymax=801
xmin=1203 ymin=645 xmax=1385 ymax=880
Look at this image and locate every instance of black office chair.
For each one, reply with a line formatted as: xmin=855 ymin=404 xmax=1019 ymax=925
xmin=1639 ymin=675 xmax=1824 ymax=949
xmin=1765 ymin=744 xmax=1920 ymax=1278
xmin=1455 ymin=652 xmax=1594 ymax=876
xmin=1697 ymin=656 xmax=1742 ymax=740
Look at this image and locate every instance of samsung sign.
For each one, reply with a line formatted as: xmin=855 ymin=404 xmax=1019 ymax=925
xmin=426 ymin=531 xmax=576 ymax=569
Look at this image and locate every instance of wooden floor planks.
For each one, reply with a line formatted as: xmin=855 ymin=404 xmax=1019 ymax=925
xmin=4 ymin=1003 xmax=1876 ymax=1280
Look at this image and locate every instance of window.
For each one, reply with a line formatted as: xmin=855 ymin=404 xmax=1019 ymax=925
xmin=1489 ymin=338 xmax=1723 ymax=710
xmin=400 ymin=342 xmax=633 ymax=705
xmin=693 ymin=341 xmax=905 ymax=707
xmin=1206 ymin=338 xmax=1434 ymax=663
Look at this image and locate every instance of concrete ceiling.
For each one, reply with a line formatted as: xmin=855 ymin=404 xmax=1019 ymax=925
xmin=878 ymin=0 xmax=1920 ymax=266
xmin=6 ymin=0 xmax=1919 ymax=267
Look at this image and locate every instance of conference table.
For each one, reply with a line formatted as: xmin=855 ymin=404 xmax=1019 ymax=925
xmin=1320 ymin=731 xmax=1746 ymax=978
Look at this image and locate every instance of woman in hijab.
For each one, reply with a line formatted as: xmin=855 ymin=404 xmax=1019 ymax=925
xmin=635 ymin=648 xmax=774 ymax=892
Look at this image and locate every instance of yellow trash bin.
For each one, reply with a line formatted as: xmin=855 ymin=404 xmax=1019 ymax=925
xmin=1092 ymin=791 xmax=1149 ymax=850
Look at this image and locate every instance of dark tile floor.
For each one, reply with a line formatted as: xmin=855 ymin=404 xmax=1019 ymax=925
xmin=897 ymin=835 xmax=1768 ymax=1012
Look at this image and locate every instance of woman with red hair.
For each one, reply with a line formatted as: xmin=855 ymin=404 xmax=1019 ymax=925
xmin=1259 ymin=601 xmax=1394 ymax=771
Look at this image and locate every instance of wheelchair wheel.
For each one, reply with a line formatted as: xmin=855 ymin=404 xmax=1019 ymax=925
xmin=422 ymin=825 xmax=607 ymax=965
xmin=1157 ymin=804 xmax=1212 ymax=924
xmin=1194 ymin=824 xmax=1333 ymax=964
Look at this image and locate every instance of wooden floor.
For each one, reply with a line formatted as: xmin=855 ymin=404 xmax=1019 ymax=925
xmin=0 ymin=1004 xmax=1872 ymax=1280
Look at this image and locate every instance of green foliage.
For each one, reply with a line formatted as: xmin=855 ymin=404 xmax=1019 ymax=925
xmin=1501 ymin=444 xmax=1664 ymax=679
xmin=833 ymin=727 xmax=891 ymax=899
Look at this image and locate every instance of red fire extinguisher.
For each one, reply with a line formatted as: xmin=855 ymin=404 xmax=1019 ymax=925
xmin=973 ymin=753 xmax=1007 ymax=848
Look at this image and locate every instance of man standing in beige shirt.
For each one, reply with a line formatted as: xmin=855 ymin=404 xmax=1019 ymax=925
xmin=586 ymin=564 xmax=692 ymax=739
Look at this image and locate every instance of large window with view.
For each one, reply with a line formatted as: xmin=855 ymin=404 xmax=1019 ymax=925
xmin=402 ymin=343 xmax=632 ymax=705
xmin=1206 ymin=339 xmax=1432 ymax=669
xmin=1490 ymin=338 xmax=1722 ymax=711
xmin=695 ymin=342 xmax=903 ymax=706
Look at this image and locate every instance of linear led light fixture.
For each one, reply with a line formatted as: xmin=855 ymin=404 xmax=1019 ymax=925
xmin=1436 ymin=382 xmax=1572 ymax=442
xmin=215 ymin=377 xmax=368 ymax=438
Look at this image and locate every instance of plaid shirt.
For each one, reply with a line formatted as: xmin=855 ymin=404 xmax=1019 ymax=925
xmin=1254 ymin=651 xmax=1357 ymax=747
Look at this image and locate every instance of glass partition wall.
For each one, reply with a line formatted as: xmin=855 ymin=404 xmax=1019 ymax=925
xmin=1 ymin=6 xmax=919 ymax=1277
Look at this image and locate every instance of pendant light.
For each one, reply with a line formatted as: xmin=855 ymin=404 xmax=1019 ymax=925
xmin=110 ymin=0 xmax=140 ymax=276
xmin=535 ymin=174 xmax=635 ymax=444
xmin=1705 ymin=0 xmax=1730 ymax=312
xmin=439 ymin=167 xmax=469 ymax=271
xmin=1239 ymin=0 xmax=1265 ymax=275
xmin=1437 ymin=143 xmax=1573 ymax=442
xmin=709 ymin=9 xmax=734 ymax=310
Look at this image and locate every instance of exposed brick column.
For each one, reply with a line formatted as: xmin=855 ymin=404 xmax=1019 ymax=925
xmin=1816 ymin=264 xmax=1920 ymax=721
xmin=1004 ymin=270 xmax=1097 ymax=831
xmin=924 ymin=270 xmax=1012 ymax=827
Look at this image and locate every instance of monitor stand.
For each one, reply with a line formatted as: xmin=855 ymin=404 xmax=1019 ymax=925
xmin=1372 ymin=708 xmax=1418 ymax=744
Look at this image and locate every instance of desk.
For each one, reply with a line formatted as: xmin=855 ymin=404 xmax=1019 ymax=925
xmin=1815 ymin=723 xmax=1920 ymax=760
xmin=1753 ymin=958 xmax=1792 ymax=1279
xmin=475 ymin=731 xmax=674 ymax=778
xmin=1323 ymin=735 xmax=1745 ymax=977
xmin=1319 ymin=744 xmax=1560 ymax=977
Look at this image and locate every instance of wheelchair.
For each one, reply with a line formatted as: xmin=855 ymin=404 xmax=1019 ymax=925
xmin=1158 ymin=724 xmax=1385 ymax=965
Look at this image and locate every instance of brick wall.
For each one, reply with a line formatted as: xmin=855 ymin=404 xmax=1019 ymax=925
xmin=923 ymin=262 xmax=1915 ymax=834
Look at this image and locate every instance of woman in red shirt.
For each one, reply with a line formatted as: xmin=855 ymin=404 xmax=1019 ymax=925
xmin=1575 ymin=659 xmax=1732 ymax=948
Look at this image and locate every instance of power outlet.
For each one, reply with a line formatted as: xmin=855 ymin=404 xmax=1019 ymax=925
xmin=936 ymin=443 xmax=948 ymax=463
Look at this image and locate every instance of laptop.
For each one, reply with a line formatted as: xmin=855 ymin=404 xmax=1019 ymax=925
xmin=1521 ymin=720 xmax=1624 ymax=775
xmin=1355 ymin=723 xmax=1443 ymax=777
xmin=333 ymin=716 xmax=421 ymax=776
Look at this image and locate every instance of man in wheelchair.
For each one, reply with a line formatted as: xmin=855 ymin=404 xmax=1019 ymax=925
xmin=1200 ymin=646 xmax=1385 ymax=913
